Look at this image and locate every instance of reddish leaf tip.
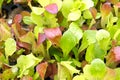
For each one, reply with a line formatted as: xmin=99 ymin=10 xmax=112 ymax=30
xmin=45 ymin=3 xmax=58 ymax=14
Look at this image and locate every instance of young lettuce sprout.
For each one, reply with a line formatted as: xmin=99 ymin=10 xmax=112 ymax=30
xmin=101 ymin=2 xmax=112 ymax=28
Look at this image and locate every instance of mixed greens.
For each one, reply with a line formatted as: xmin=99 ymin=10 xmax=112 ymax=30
xmin=0 ymin=0 xmax=120 ymax=80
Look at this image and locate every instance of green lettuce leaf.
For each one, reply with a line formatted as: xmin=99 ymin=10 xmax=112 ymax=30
xmin=17 ymin=53 xmax=43 ymax=77
xmin=5 ymin=38 xmax=16 ymax=58
xmin=60 ymin=22 xmax=83 ymax=57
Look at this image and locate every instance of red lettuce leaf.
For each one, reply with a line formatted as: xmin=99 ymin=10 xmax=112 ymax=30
xmin=115 ymin=2 xmax=120 ymax=8
xmin=44 ymin=27 xmax=62 ymax=46
xmin=89 ymin=7 xmax=97 ymax=19
xmin=36 ymin=62 xmax=48 ymax=80
xmin=101 ymin=2 xmax=112 ymax=17
xmin=13 ymin=14 xmax=22 ymax=24
xmin=45 ymin=3 xmax=58 ymax=14
xmin=106 ymin=46 xmax=120 ymax=67
xmin=21 ymin=76 xmax=33 ymax=80
xmin=37 ymin=33 xmax=46 ymax=45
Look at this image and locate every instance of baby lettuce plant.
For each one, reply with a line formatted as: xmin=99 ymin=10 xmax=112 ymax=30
xmin=1 ymin=0 xmax=120 ymax=80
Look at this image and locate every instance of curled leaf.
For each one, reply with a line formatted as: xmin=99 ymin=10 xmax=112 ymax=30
xmin=45 ymin=3 xmax=58 ymax=14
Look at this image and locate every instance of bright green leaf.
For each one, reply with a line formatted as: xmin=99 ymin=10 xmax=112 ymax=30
xmin=96 ymin=29 xmax=110 ymax=41
xmin=83 ymin=65 xmax=93 ymax=80
xmin=69 ymin=22 xmax=83 ymax=43
xmin=83 ymin=59 xmax=107 ymax=79
xmin=115 ymin=68 xmax=120 ymax=80
xmin=85 ymin=44 xmax=95 ymax=63
xmin=96 ymin=29 xmax=110 ymax=51
xmin=0 ymin=0 xmax=3 ymax=9
xmin=37 ymin=0 xmax=50 ymax=7
xmin=60 ymin=31 xmax=76 ymax=57
xmin=60 ymin=61 xmax=80 ymax=76
xmin=17 ymin=53 xmax=43 ymax=77
xmin=60 ymin=22 xmax=83 ymax=57
xmin=57 ymin=63 xmax=72 ymax=80
xmin=73 ymin=74 xmax=85 ymax=80
xmin=23 ymin=16 xmax=34 ymax=25
xmin=5 ymin=38 xmax=16 ymax=57
xmin=61 ymin=0 xmax=74 ymax=18
xmin=78 ymin=30 xmax=96 ymax=53
xmin=83 ymin=9 xmax=93 ymax=19
xmin=31 ymin=12 xmax=43 ymax=26
xmin=94 ymin=44 xmax=105 ymax=60
xmin=90 ymin=59 xmax=107 ymax=78
xmin=68 ymin=10 xmax=81 ymax=21
xmin=84 ymin=30 xmax=97 ymax=45
xmin=92 ymin=0 xmax=98 ymax=6
xmin=34 ymin=26 xmax=44 ymax=39
xmin=32 ymin=7 xmax=45 ymax=15
xmin=80 ymin=0 xmax=94 ymax=11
